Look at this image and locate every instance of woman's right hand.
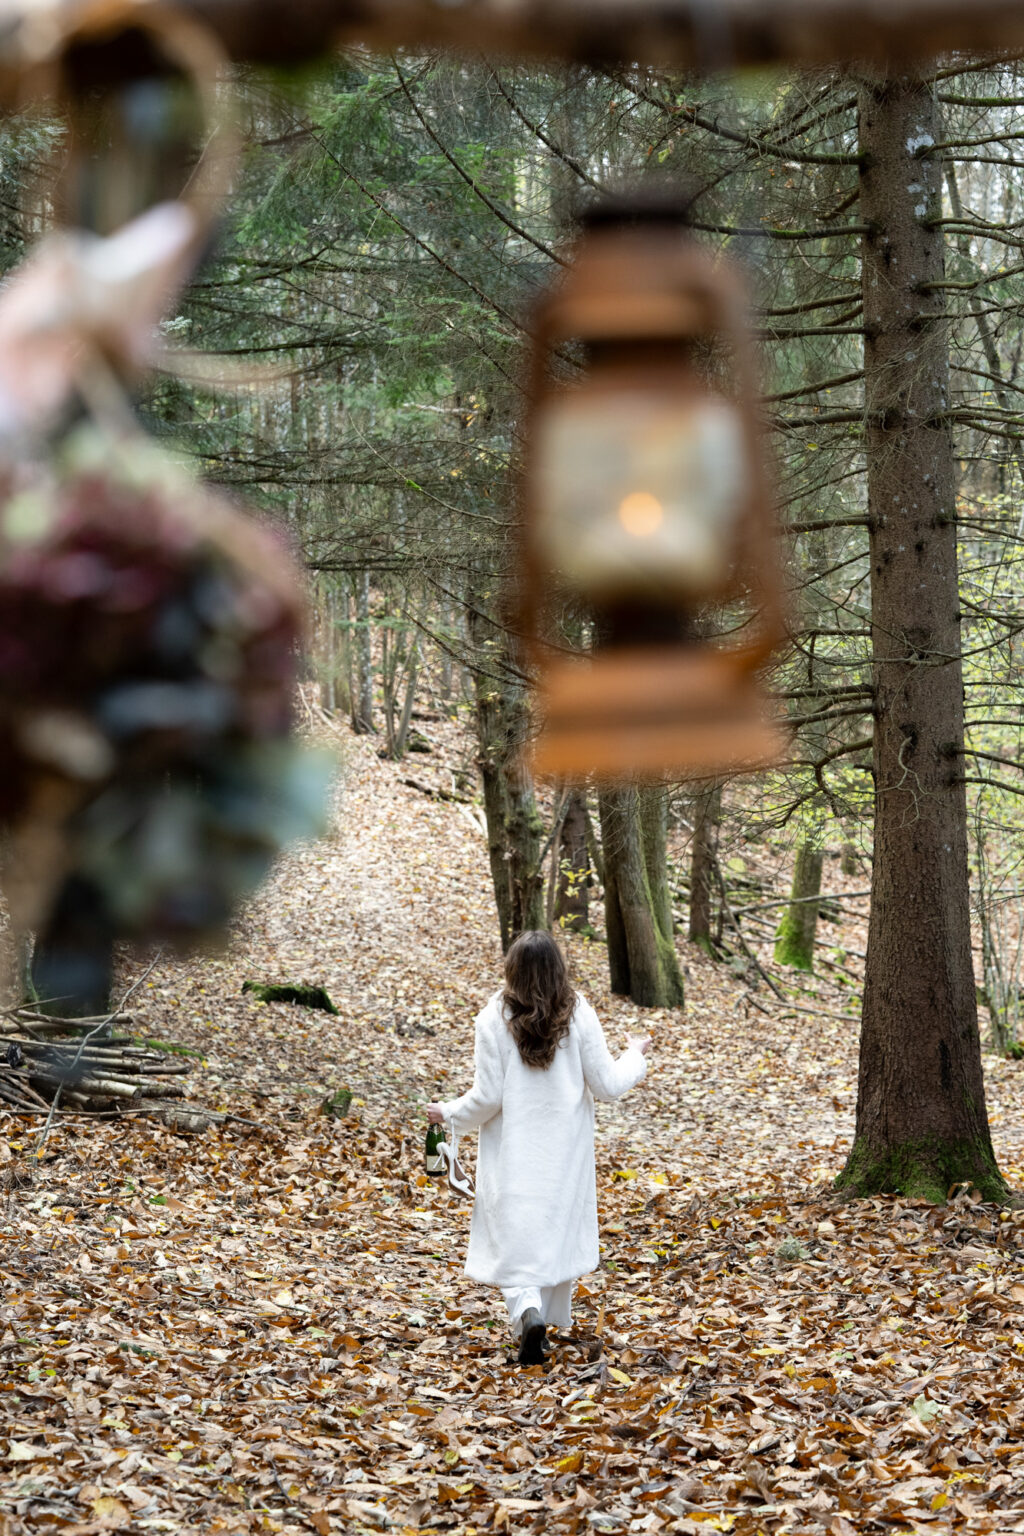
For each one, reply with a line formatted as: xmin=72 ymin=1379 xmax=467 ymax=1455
xmin=626 ymin=1033 xmax=652 ymax=1056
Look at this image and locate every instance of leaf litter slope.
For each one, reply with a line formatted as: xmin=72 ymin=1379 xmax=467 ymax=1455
xmin=4 ymin=731 xmax=1024 ymax=1536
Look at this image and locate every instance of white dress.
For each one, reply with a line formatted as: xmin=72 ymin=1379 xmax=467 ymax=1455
xmin=439 ymin=991 xmax=647 ymax=1291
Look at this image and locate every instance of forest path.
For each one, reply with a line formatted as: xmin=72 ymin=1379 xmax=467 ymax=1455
xmin=145 ymin=723 xmax=866 ymax=1193
xmin=6 ymin=721 xmax=1024 ymax=1536
xmin=153 ymin=723 xmax=1024 ymax=1193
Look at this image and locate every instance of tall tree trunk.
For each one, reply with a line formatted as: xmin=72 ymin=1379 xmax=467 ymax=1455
xmin=469 ymin=606 xmax=513 ymax=951
xmin=688 ymin=782 xmax=722 ymax=953
xmin=599 ymin=787 xmax=685 ymax=1008
xmin=836 ymin=73 xmax=1005 ymax=1203
xmin=350 ymin=571 xmax=375 ymax=734
xmin=601 ymin=831 xmax=631 ymax=996
xmin=439 ymin=592 xmax=454 ymax=701
xmin=774 ymin=842 xmax=825 ymax=971
xmin=467 ymin=601 xmax=545 ymax=949
xmin=392 ymin=636 xmax=420 ymax=760
xmin=502 ymin=704 xmax=545 ymax=939
xmin=342 ymin=585 xmax=355 ymax=722
xmin=554 ymin=788 xmax=591 ymax=933
xmin=320 ymin=586 xmax=336 ymax=715
xmin=640 ymin=787 xmax=681 ymax=992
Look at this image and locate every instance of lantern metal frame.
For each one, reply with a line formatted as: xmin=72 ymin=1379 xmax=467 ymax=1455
xmin=516 ymin=193 xmax=788 ymax=782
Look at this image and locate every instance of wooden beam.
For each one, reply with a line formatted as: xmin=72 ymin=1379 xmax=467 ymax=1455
xmin=1 ymin=0 xmax=1024 ymax=77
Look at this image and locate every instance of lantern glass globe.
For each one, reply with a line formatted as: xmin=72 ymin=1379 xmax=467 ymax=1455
xmin=533 ymin=386 xmax=749 ymax=602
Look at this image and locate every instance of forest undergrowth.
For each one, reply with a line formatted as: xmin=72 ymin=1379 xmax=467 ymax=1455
xmin=5 ymin=722 xmax=1024 ymax=1536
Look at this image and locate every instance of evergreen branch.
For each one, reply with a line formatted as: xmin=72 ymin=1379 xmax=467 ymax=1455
xmin=926 ymin=129 xmax=1024 ymax=151
xmin=939 ymin=93 xmax=1024 ymax=105
xmin=759 ymin=295 xmax=861 ymax=319
xmin=952 ymin=363 xmax=1024 ymax=399
xmin=692 ymin=221 xmax=871 ymax=240
xmin=487 ymin=69 xmax=603 ymax=192
xmin=783 ymin=683 xmax=874 ymax=700
xmin=608 ymin=70 xmax=861 ymax=166
xmin=918 ymin=261 xmax=1024 ymax=293
xmin=786 ymin=702 xmax=874 ymax=728
xmin=393 ymin=60 xmax=565 ymax=268
xmin=788 ymin=735 xmax=874 ymax=769
xmin=762 ymin=369 xmax=864 ymax=404
xmin=305 ymin=129 xmax=529 ymax=336
xmin=773 ymin=411 xmax=863 ymax=428
xmin=960 ymin=777 xmax=1024 ymax=799
xmin=756 ymin=324 xmax=866 ymax=340
xmin=787 ymin=516 xmax=872 ymax=533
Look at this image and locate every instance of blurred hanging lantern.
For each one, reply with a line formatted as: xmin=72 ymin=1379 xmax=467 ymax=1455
xmin=0 ymin=2 xmax=330 ymax=1016
xmin=519 ymin=189 xmax=788 ymax=782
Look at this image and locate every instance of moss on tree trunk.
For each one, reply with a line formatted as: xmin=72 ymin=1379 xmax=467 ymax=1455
xmin=835 ymin=1134 xmax=1006 ymax=1205
xmin=774 ymin=842 xmax=824 ymax=971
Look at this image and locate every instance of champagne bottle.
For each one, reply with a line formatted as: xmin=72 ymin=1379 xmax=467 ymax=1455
xmin=425 ymin=1120 xmax=446 ymax=1175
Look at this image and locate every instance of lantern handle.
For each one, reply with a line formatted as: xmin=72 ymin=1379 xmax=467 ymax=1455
xmin=0 ymin=1 xmax=241 ymax=439
xmin=14 ymin=0 xmax=239 ymax=245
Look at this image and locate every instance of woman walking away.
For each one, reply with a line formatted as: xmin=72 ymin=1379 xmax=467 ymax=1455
xmin=426 ymin=931 xmax=650 ymax=1366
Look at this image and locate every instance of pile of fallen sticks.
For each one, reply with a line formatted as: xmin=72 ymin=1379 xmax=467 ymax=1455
xmin=0 ymin=1006 xmax=192 ymax=1117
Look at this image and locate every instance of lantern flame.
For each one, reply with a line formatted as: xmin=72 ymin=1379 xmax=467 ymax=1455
xmin=617 ymin=491 xmax=664 ymax=538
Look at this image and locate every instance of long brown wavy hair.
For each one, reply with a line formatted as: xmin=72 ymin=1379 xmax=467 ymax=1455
xmin=502 ymin=931 xmax=577 ymax=1069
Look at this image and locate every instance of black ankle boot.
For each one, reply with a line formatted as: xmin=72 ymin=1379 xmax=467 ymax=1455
xmin=517 ymin=1308 xmax=547 ymax=1366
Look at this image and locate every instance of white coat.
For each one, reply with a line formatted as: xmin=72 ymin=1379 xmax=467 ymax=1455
xmin=439 ymin=991 xmax=647 ymax=1289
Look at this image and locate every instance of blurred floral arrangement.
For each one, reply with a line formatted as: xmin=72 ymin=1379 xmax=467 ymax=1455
xmin=0 ymin=429 xmax=330 ymax=964
xmin=0 ymin=14 xmax=332 ymax=1013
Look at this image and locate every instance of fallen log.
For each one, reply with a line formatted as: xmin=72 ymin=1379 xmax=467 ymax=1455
xmin=1 ymin=1012 xmax=134 ymax=1035
xmin=9 ymin=1044 xmax=191 ymax=1074
xmin=22 ymin=1068 xmax=141 ymax=1100
xmin=401 ymin=777 xmax=472 ymax=804
xmin=0 ymin=1006 xmax=200 ymax=1119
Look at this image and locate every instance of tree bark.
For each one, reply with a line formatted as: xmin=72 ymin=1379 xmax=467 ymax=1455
xmin=321 ymin=585 xmax=336 ymax=715
xmin=468 ymin=606 xmax=513 ymax=951
xmin=439 ymin=593 xmax=454 ymax=701
xmin=393 ymin=635 xmax=419 ymax=759
xmin=600 ymin=813 xmax=631 ymax=996
xmin=836 ymin=73 xmax=1005 ymax=1203
xmin=644 ymin=787 xmax=684 ymax=1004
xmin=467 ymin=601 xmax=545 ymax=950
xmin=599 ymin=787 xmax=684 ymax=1008
xmin=688 ymin=783 xmax=722 ymax=954
xmin=350 ymin=571 xmax=375 ymax=734
xmin=501 ymin=689 xmax=546 ymax=940
xmin=554 ymin=788 xmax=591 ymax=933
xmin=774 ymin=842 xmax=825 ymax=971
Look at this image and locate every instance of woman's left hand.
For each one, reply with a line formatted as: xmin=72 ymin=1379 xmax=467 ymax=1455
xmin=426 ymin=1103 xmax=445 ymax=1124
